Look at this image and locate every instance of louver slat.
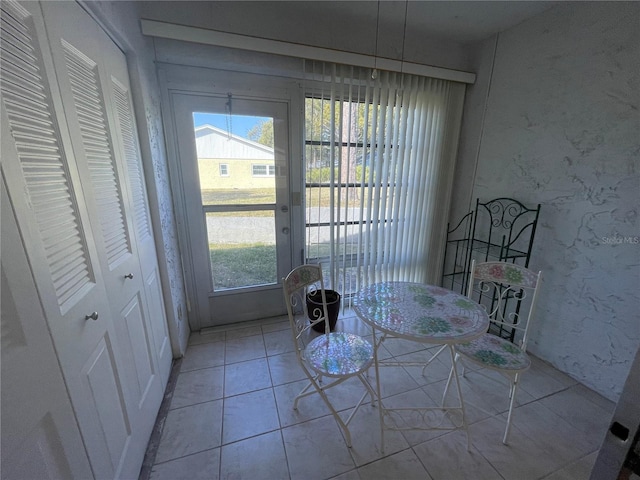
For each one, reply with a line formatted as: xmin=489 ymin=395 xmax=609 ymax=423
xmin=61 ymin=40 xmax=130 ymax=268
xmin=0 ymin=1 xmax=93 ymax=309
xmin=112 ymin=81 xmax=151 ymax=241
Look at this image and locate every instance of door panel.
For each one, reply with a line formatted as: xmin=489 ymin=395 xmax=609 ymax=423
xmin=121 ymin=294 xmax=155 ymax=405
xmin=81 ymin=336 xmax=132 ymax=475
xmin=1 ymin=176 xmax=93 ymax=480
xmin=59 ymin=37 xmax=131 ymax=270
xmin=172 ymin=93 xmax=292 ymax=328
xmin=0 ymin=0 xmax=94 ymax=313
xmin=111 ymin=78 xmax=152 ymax=244
xmin=145 ymin=270 xmax=171 ymax=373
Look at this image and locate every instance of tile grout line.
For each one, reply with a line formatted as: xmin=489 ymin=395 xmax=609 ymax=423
xmin=218 ymin=337 xmax=228 ymax=480
xmin=138 ymin=358 xmax=183 ymax=480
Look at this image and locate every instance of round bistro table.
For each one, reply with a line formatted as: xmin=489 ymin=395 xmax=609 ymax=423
xmin=352 ymin=281 xmax=490 ymax=451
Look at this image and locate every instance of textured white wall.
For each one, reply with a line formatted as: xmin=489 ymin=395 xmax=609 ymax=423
xmin=448 ymin=37 xmax=497 ymax=224
xmin=470 ymin=2 xmax=639 ymax=401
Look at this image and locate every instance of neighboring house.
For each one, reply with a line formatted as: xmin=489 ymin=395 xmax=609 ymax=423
xmin=195 ymin=124 xmax=275 ymax=190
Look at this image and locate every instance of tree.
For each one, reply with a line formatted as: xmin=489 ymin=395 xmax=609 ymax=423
xmin=340 ymin=101 xmax=359 ymax=200
xmin=247 ymin=119 xmax=274 ymax=147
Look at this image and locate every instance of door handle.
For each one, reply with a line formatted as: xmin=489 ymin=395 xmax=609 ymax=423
xmin=85 ymin=312 xmax=99 ymax=321
xmin=282 ymin=227 xmax=290 ymax=235
xmin=281 ymin=205 xmax=289 ymax=213
xmin=124 ymin=273 xmax=134 ymax=279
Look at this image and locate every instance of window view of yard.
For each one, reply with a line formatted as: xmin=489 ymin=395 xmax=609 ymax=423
xmin=205 ymin=200 xmax=277 ymax=290
xmin=209 ymin=242 xmax=277 ymax=289
xmin=194 ymin=100 xmax=384 ymax=293
xmin=193 ymin=111 xmax=280 ymax=291
xmin=204 ymin=183 xmax=370 ymax=290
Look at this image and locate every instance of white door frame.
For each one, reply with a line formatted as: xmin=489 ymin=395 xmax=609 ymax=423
xmin=159 ymin=65 xmax=304 ymax=331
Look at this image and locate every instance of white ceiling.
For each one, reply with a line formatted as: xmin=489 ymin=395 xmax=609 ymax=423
xmin=402 ymin=1 xmax=558 ymax=44
xmin=140 ymin=1 xmax=561 ymax=65
xmin=240 ymin=1 xmax=560 ymax=48
xmin=322 ymin=1 xmax=559 ymax=45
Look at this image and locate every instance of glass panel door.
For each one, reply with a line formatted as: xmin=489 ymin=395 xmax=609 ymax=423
xmin=173 ymin=94 xmax=291 ymax=327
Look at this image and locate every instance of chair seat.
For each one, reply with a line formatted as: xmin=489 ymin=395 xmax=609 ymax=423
xmin=304 ymin=332 xmax=374 ymax=376
xmin=456 ymin=334 xmax=531 ymax=372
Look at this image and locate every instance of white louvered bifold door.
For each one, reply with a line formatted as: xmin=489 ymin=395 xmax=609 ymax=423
xmin=1 ymin=176 xmax=94 ymax=480
xmin=0 ymin=1 xmax=136 ymax=478
xmin=40 ymin=1 xmax=168 ymax=476
xmin=108 ymin=62 xmax=172 ymax=387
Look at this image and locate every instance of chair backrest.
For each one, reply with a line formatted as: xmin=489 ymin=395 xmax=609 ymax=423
xmin=283 ymin=265 xmax=330 ymax=354
xmin=467 ymin=260 xmax=542 ymax=350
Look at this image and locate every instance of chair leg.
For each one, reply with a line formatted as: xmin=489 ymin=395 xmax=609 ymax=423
xmin=357 ymin=373 xmax=377 ymax=407
xmin=503 ymin=373 xmax=520 ymax=445
xmin=314 ymin=381 xmax=353 ymax=447
xmin=293 ymin=381 xmax=315 ymax=410
xmin=296 ymin=372 xmax=370 ymax=448
xmin=344 ymin=388 xmax=371 ymax=428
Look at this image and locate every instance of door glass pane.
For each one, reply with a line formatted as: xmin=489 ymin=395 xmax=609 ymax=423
xmin=206 ymin=211 xmax=277 ymax=290
xmin=193 ymin=112 xmax=279 ymax=291
xmin=193 ymin=112 xmax=276 ymax=205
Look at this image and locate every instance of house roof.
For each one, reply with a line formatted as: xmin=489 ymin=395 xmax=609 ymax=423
xmin=194 ymin=124 xmax=274 ymax=160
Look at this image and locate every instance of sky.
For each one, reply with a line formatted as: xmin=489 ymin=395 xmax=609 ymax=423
xmin=193 ymin=112 xmax=269 ymax=139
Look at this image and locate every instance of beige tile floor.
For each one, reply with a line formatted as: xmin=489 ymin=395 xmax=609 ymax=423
xmin=144 ymin=312 xmax=615 ymax=480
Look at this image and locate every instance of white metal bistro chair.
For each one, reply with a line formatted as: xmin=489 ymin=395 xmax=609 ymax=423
xmin=283 ymin=264 xmax=376 ymax=448
xmin=443 ymin=260 xmax=542 ymax=444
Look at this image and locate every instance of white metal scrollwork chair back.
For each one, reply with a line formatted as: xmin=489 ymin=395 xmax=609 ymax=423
xmin=443 ymin=260 xmax=542 ymax=444
xmin=283 ymin=265 xmax=376 ymax=448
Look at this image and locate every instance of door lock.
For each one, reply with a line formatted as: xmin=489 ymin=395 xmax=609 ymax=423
xmin=282 ymin=227 xmax=290 ymax=235
xmin=281 ymin=205 xmax=289 ymax=213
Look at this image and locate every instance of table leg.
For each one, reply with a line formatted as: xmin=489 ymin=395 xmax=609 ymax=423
xmin=447 ymin=344 xmax=471 ymax=450
xmin=371 ymin=327 xmax=385 ymax=454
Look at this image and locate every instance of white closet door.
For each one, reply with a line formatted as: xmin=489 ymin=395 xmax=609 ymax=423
xmin=1 ymin=176 xmax=93 ymax=480
xmin=107 ymin=44 xmax=172 ymax=386
xmin=0 ymin=1 xmax=137 ymax=478
xmin=40 ymin=0 xmax=167 ymax=471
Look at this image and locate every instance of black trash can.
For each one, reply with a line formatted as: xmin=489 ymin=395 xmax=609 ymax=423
xmin=306 ymin=290 xmax=341 ymax=333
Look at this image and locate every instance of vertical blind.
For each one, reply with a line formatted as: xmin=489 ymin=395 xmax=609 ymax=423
xmin=303 ymin=61 xmax=465 ymax=300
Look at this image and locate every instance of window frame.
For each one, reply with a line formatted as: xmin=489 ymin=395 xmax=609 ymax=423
xmin=251 ymin=164 xmax=276 ymax=177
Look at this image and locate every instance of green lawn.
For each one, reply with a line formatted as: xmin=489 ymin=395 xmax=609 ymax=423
xmin=201 ymin=188 xmax=275 ymax=205
xmin=201 ymin=187 xmax=367 ymax=209
xmin=209 ymin=243 xmax=276 ymax=289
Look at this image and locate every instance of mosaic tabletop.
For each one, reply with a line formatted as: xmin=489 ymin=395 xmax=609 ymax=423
xmin=352 ymin=282 xmax=490 ymax=344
